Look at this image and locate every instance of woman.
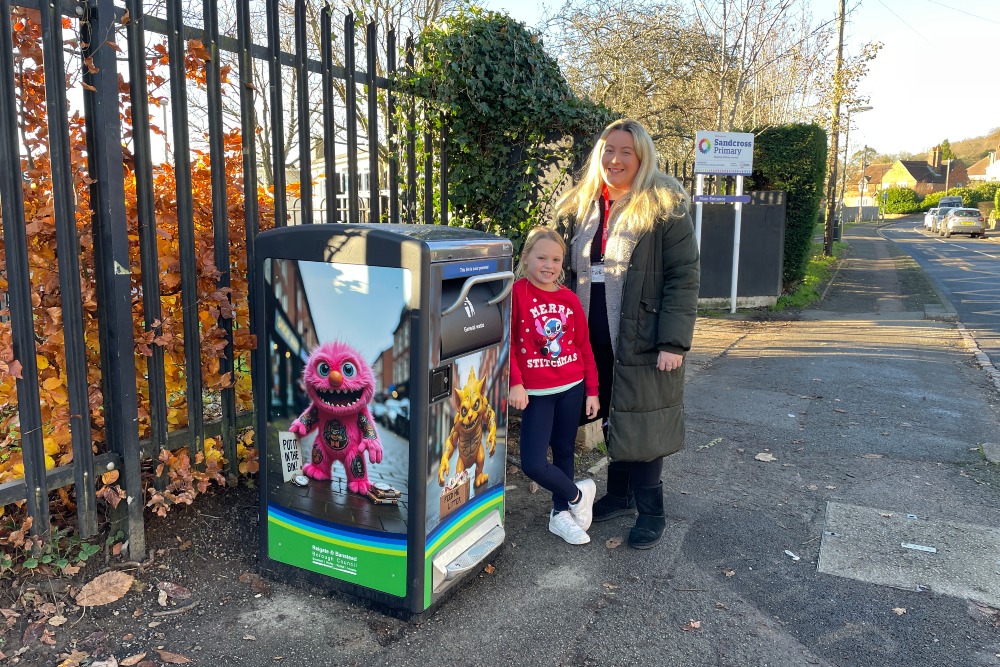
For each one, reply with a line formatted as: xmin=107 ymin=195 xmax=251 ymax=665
xmin=555 ymin=119 xmax=700 ymax=549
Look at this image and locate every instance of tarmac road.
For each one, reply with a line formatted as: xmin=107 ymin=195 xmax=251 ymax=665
xmin=880 ymin=218 xmax=1000 ymax=372
xmin=32 ymin=222 xmax=999 ymax=667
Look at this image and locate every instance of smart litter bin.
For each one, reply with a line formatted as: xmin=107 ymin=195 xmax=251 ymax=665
xmin=254 ymin=223 xmax=513 ymax=617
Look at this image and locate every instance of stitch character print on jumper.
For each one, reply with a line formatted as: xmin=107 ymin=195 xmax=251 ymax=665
xmin=536 ymin=310 xmax=568 ymax=358
xmin=439 ymin=368 xmax=497 ymax=488
xmin=290 ymin=341 xmax=384 ymax=495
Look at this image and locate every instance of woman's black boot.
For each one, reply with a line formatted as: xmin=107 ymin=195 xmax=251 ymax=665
xmin=627 ymin=482 xmax=665 ymax=549
xmin=592 ymin=462 xmax=636 ymax=522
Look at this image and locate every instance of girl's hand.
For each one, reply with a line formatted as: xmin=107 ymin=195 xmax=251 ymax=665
xmin=509 ymin=384 xmax=529 ymax=410
xmin=585 ymin=395 xmax=600 ymax=419
xmin=657 ymin=351 xmax=683 ymax=372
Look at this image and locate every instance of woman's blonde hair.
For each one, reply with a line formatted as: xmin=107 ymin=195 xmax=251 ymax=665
xmin=555 ymin=119 xmax=689 ymax=235
xmin=515 ymin=226 xmax=567 ymax=283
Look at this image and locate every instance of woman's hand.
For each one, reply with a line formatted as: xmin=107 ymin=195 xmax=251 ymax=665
xmin=585 ymin=395 xmax=600 ymax=419
xmin=509 ymin=384 xmax=529 ymax=410
xmin=657 ymin=351 xmax=683 ymax=372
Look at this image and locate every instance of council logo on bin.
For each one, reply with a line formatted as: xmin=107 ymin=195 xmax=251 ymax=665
xmin=698 ymin=138 xmax=711 ymax=154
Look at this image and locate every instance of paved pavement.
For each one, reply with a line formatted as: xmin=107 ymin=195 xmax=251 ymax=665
xmin=108 ymin=222 xmax=1000 ymax=667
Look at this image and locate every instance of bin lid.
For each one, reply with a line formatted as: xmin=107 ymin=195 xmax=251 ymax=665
xmin=369 ymin=224 xmax=513 ymax=259
xmin=255 ymin=224 xmax=512 ymax=263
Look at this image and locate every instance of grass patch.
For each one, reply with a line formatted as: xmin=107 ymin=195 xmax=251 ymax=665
xmin=774 ymin=241 xmax=847 ymax=311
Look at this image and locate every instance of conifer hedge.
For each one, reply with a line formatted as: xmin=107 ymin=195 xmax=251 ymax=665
xmin=747 ymin=124 xmax=828 ymax=286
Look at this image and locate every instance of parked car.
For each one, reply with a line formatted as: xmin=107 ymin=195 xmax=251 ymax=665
xmin=923 ymin=207 xmax=939 ymax=231
xmin=939 ymin=208 xmax=986 ymax=238
xmin=932 ymin=206 xmax=960 ymax=233
xmin=371 ymin=394 xmax=388 ymax=426
xmin=384 ymin=396 xmax=410 ymax=436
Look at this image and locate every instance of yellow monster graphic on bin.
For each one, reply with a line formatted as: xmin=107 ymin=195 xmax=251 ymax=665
xmin=439 ymin=368 xmax=497 ymax=488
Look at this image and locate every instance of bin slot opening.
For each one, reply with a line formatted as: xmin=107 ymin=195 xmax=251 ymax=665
xmin=440 ymin=271 xmax=514 ymax=316
xmin=439 ymin=279 xmax=504 ymax=359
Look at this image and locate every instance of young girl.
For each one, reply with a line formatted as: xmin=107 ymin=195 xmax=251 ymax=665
xmin=509 ymin=227 xmax=600 ymax=545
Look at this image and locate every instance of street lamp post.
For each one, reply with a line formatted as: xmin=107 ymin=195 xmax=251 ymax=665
xmin=944 ymin=158 xmax=951 ymax=194
xmin=838 ymin=105 xmax=872 ymax=238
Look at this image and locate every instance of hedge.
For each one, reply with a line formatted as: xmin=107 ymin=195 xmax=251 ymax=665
xmin=882 ymin=186 xmax=921 ymax=214
xmin=747 ymin=123 xmax=828 ymax=287
xmin=402 ymin=8 xmax=611 ymax=250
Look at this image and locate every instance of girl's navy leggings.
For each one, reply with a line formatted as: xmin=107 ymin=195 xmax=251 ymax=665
xmin=518 ymin=382 xmax=584 ymax=512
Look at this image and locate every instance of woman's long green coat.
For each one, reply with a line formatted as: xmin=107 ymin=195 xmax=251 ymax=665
xmin=562 ymin=204 xmax=700 ymax=462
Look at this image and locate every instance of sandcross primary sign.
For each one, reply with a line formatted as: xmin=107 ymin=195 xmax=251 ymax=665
xmin=694 ymin=131 xmax=755 ymax=177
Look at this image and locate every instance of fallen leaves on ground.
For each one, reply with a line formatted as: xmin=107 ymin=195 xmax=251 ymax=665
xmin=483 ymin=564 xmax=495 ymax=574
xmin=156 ymin=649 xmax=193 ymax=664
xmin=681 ymin=620 xmax=702 ymax=631
xmin=239 ymin=571 xmax=271 ymax=595
xmin=120 ymin=653 xmax=147 ymax=666
xmin=91 ymin=657 xmax=121 ymax=667
xmin=605 ymin=537 xmax=623 ymax=549
xmin=722 ymin=568 xmax=736 ymax=578
xmin=156 ymin=581 xmax=192 ymax=600
xmin=754 ymin=452 xmax=777 ymax=462
xmin=22 ymin=619 xmax=46 ymax=644
xmin=56 ymin=651 xmax=89 ymax=666
xmin=1 ymin=607 xmax=20 ymax=626
xmin=893 ymin=607 xmax=906 ymax=615
xmin=76 ymin=572 xmax=135 ymax=607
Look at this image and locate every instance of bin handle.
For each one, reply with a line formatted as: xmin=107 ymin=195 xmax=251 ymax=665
xmin=441 ymin=271 xmax=515 ymax=316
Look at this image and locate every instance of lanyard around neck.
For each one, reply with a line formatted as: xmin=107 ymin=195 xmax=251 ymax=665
xmin=601 ymin=184 xmax=612 ymax=257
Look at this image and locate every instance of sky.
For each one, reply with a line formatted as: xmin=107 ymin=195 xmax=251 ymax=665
xmin=477 ymin=0 xmax=1000 ymax=159
xmin=297 ymin=261 xmax=411 ymax=366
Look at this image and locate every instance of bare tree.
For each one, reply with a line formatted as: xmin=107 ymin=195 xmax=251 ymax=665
xmin=545 ymin=0 xmax=714 ymax=163
xmin=689 ymin=0 xmax=842 ymax=132
xmin=545 ymin=0 xmax=857 ymax=162
xmin=181 ymin=0 xmax=461 ymax=187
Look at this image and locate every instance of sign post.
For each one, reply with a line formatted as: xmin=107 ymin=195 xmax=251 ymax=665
xmin=693 ymin=131 xmax=755 ymax=313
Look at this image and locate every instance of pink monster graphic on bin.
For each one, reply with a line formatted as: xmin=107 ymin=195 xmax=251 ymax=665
xmin=535 ymin=311 xmax=568 ymax=358
xmin=290 ymin=341 xmax=383 ymax=495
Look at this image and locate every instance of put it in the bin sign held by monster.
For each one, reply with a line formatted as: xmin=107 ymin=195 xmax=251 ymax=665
xmin=290 ymin=341 xmax=383 ymax=495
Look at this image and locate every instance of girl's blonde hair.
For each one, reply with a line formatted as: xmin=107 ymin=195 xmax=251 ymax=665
xmin=515 ymin=226 xmax=567 ymax=283
xmin=555 ymin=119 xmax=689 ymax=235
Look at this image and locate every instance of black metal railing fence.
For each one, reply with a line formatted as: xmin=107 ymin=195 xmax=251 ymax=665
xmin=0 ymin=0 xmax=443 ymax=559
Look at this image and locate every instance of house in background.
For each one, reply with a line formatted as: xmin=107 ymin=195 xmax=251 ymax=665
xmin=287 ymin=142 xmax=391 ymax=225
xmin=879 ymin=146 xmax=968 ymax=196
xmin=852 ymin=162 xmax=893 ymax=207
xmin=847 ymin=146 xmax=970 ymax=206
xmin=968 ymin=147 xmax=999 ymax=182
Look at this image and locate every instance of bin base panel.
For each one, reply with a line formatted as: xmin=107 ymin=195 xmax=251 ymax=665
xmin=431 ymin=511 xmax=504 ymax=593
